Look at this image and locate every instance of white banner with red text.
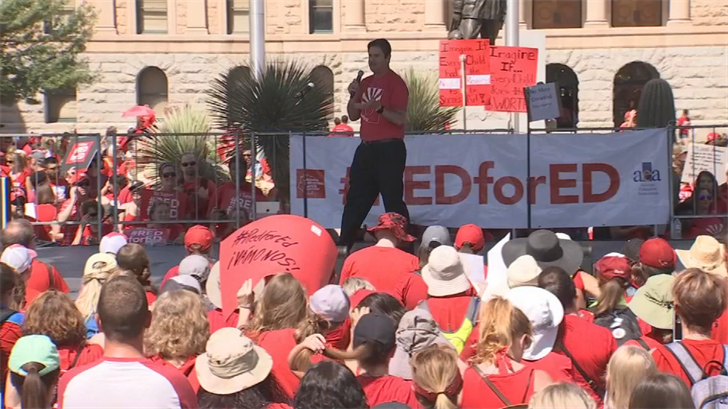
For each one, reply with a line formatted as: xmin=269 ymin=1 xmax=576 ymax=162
xmin=289 ymin=130 xmax=670 ymax=229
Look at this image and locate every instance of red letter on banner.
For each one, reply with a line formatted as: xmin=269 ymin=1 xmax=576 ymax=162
xmin=494 ymin=177 xmax=523 ymax=205
xmin=528 ymin=176 xmax=547 ymax=205
xmin=435 ymin=166 xmax=472 ymax=205
xmin=583 ymin=163 xmax=620 ymax=203
xmin=475 ymin=161 xmax=495 ymax=204
xmin=550 ymin=164 xmax=579 ymax=204
xmin=404 ymin=166 xmax=432 ymax=205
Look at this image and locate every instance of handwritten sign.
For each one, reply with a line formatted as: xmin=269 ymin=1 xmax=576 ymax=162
xmin=681 ymin=143 xmax=728 ymax=185
xmin=126 ymin=227 xmax=170 ymax=246
xmin=439 ymin=39 xmax=491 ymax=107
xmin=219 ymin=214 xmax=338 ymax=318
xmin=487 ymin=46 xmax=538 ymax=113
xmin=525 ymin=83 xmax=560 ymax=121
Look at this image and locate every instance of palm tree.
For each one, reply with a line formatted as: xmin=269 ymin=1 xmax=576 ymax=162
xmin=402 ymin=68 xmax=461 ymax=132
xmin=207 ymin=60 xmax=334 ymax=205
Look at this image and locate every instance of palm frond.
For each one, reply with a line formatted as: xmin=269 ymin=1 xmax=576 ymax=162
xmin=402 ymin=68 xmax=461 ymax=132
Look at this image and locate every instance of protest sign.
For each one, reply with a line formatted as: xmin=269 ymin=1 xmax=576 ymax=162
xmin=488 ymin=46 xmax=538 ymax=113
xmin=219 ymin=214 xmax=338 ymax=318
xmin=61 ymin=137 xmax=99 ymax=173
xmin=126 ymin=227 xmax=170 ymax=246
xmin=681 ymin=143 xmax=728 ymax=185
xmin=439 ymin=39 xmax=491 ymax=107
xmin=525 ymin=83 xmax=560 ymax=121
xmin=460 ymin=253 xmax=486 ymax=286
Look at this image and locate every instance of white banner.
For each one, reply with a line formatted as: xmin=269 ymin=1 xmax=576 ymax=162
xmin=681 ymin=143 xmax=728 ymax=186
xmin=289 ymin=130 xmax=670 ymax=229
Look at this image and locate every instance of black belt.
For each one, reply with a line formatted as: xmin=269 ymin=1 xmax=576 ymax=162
xmin=361 ymin=138 xmax=402 ymax=145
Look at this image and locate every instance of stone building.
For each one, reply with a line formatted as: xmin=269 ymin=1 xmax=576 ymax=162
xmin=1 ymin=0 xmax=727 ymax=137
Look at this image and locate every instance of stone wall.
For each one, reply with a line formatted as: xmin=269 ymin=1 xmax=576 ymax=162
xmin=365 ymin=0 xmax=426 ymax=32
xmin=115 ymin=0 xmax=128 ymax=34
xmin=176 ymin=0 xmax=187 ymax=34
xmin=692 ymin=0 xmax=728 ymax=26
xmin=207 ymin=0 xmax=221 ymax=34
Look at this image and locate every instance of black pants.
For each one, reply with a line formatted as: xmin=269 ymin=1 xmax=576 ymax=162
xmin=339 ymin=139 xmax=410 ymax=248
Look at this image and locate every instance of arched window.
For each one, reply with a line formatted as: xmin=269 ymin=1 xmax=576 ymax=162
xmin=613 ymin=61 xmax=660 ymax=126
xmin=137 ymin=67 xmax=168 ymax=113
xmin=45 ymin=88 xmax=77 ymax=123
xmin=546 ymin=64 xmax=579 ymax=129
xmin=612 ymin=0 xmax=662 ymax=26
xmin=532 ymin=0 xmax=582 ymax=29
xmin=310 ymin=65 xmax=334 ymax=118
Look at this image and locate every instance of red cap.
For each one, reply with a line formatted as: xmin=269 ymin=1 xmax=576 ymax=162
xmin=367 ymin=213 xmax=415 ymax=242
xmin=595 ymin=256 xmax=632 ymax=281
xmin=639 ymin=238 xmax=676 ymax=269
xmin=455 ymin=224 xmax=485 ymax=252
xmin=349 ymin=289 xmax=375 ymax=309
xmin=184 ymin=225 xmax=214 ymax=252
xmin=708 ymin=132 xmax=721 ymax=142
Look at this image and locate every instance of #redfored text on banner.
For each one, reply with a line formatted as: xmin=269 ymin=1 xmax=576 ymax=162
xmin=289 ymin=130 xmax=670 ymax=229
xmin=439 ymin=39 xmax=491 ymax=107
xmin=488 ymin=46 xmax=538 ymax=113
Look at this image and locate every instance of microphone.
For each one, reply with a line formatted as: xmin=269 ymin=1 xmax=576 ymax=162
xmin=295 ymin=82 xmax=315 ymax=99
xmin=350 ymin=71 xmax=364 ymax=97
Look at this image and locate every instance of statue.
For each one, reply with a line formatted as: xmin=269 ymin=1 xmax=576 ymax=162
xmin=449 ymin=0 xmax=507 ymax=45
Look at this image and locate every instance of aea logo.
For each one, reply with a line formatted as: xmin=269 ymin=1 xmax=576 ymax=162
xmin=633 ymin=162 xmax=662 ymax=182
xmin=361 ymin=87 xmax=383 ymax=125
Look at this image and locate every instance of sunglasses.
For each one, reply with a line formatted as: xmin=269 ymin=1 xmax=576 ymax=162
xmin=162 ymin=172 xmax=176 ymax=178
xmin=181 ymin=161 xmax=197 ymax=167
xmin=6 ymin=160 xmax=14 ymax=164
xmin=699 ymin=195 xmax=714 ymax=201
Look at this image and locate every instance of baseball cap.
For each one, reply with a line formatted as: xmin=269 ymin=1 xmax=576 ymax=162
xmin=505 ymin=286 xmax=564 ymax=361
xmin=455 ymin=224 xmax=485 ymax=253
xmin=310 ymin=285 xmax=350 ymax=323
xmin=184 ymin=225 xmax=214 ymax=253
xmin=83 ymin=253 xmax=118 ymax=280
xmin=9 ymin=335 xmax=60 ymax=377
xmin=367 ymin=213 xmax=415 ymax=242
xmin=640 ymin=238 xmax=676 ymax=269
xmin=179 ymin=254 xmax=212 ymax=283
xmin=99 ymin=232 xmax=128 ymax=255
xmin=422 ymin=226 xmax=451 ymax=249
xmin=159 ymin=275 xmax=202 ymax=295
xmin=622 ymin=239 xmax=644 ymax=263
xmin=353 ymin=313 xmax=396 ymax=351
xmin=1 ymin=244 xmax=37 ymax=274
xmin=595 ymin=255 xmax=632 ymax=281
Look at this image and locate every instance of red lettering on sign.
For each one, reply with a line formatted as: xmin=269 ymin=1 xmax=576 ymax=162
xmin=435 ymin=165 xmax=471 ymax=205
xmin=474 ymin=161 xmax=495 ymax=204
xmin=494 ymin=176 xmax=523 ymax=205
xmin=404 ymin=166 xmax=432 ymax=205
xmin=529 ymin=176 xmax=547 ymax=205
xmin=583 ymin=163 xmax=620 ymax=203
xmin=550 ymin=164 xmax=579 ymax=204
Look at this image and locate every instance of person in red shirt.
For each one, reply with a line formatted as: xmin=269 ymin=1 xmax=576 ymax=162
xmin=339 ymin=39 xmax=410 ymax=251
xmin=139 ymin=163 xmax=190 ymax=222
xmin=70 ymin=200 xmax=114 ymax=246
xmin=6 ymin=149 xmax=32 ymax=202
xmin=204 ymin=262 xmax=242 ymax=333
xmin=677 ymin=109 xmax=691 ymax=141
xmin=538 ymin=266 xmax=617 ymax=405
xmin=146 ymin=201 xmax=185 ymax=243
xmin=56 ymin=172 xmax=93 ymax=242
xmin=160 ymin=225 xmax=216 ymax=287
xmin=329 ymin=116 xmax=355 ymax=137
xmin=179 ymin=152 xmax=218 ymax=219
xmin=638 ymin=237 xmax=678 ymax=278
xmin=339 ymin=213 xmax=419 ymax=298
xmin=0 ymin=264 xmax=24 ymax=397
xmin=210 ymin=153 xmax=266 ymax=228
xmin=626 ymin=274 xmax=676 ymax=350
xmin=411 ymin=344 xmax=462 ymax=409
xmin=652 ymin=268 xmax=728 ymax=388
xmin=460 ymin=297 xmax=553 ymax=409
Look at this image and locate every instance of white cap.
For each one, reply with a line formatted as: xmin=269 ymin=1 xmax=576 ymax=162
xmin=1 ymin=245 xmax=37 ymax=274
xmin=99 ymin=232 xmax=128 ymax=255
xmin=310 ymin=285 xmax=350 ymax=323
xmin=505 ymin=286 xmax=564 ymax=361
xmin=179 ymin=255 xmax=212 ymax=283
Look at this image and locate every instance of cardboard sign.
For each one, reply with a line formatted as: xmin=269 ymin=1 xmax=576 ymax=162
xmin=525 ymin=83 xmax=561 ymax=122
xmin=219 ymin=214 xmax=338 ymax=318
xmin=488 ymin=46 xmax=538 ymax=113
xmin=61 ymin=137 xmax=99 ymax=173
xmin=439 ymin=39 xmax=492 ymax=107
xmin=681 ymin=143 xmax=728 ymax=186
xmin=126 ymin=227 xmax=170 ymax=246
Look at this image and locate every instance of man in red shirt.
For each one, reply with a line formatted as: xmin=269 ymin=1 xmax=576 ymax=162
xmin=43 ymin=157 xmax=69 ymax=202
xmin=180 ymin=152 xmax=217 ymax=219
xmin=677 ymin=109 xmax=691 ymax=141
xmin=339 ymin=213 xmax=418 ymax=297
xmin=340 ymin=39 xmax=410 ymax=251
xmin=330 ymin=116 xmax=355 ymax=137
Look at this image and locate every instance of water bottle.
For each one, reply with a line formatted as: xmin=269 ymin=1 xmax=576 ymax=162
xmin=671 ymin=218 xmax=682 ymax=240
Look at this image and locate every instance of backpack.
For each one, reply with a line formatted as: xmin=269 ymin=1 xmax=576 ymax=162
xmin=418 ymin=297 xmax=479 ymax=354
xmin=665 ymin=342 xmax=728 ymax=409
xmin=0 ymin=308 xmax=18 ymax=325
xmin=593 ymin=307 xmax=642 ymax=346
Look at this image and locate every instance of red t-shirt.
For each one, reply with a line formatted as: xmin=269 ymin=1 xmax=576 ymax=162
xmin=392 ymin=272 xmax=428 ymax=310
xmin=207 ymin=308 xmax=241 ymax=334
xmin=161 ymin=265 xmax=180 ymax=288
xmin=149 ymin=355 xmax=201 ymax=393
xmin=354 ymin=71 xmax=408 ymax=142
xmin=59 ymin=343 xmax=104 ymax=372
xmin=556 ymin=315 xmax=617 ymax=405
xmin=460 ymin=366 xmax=536 ymax=409
xmin=684 ymin=217 xmax=726 ymax=239
xmin=256 ymin=328 xmax=302 ymax=399
xmin=0 ymin=312 xmax=23 ymax=393
xmin=10 ymin=170 xmax=30 ymax=201
xmin=625 ymin=336 xmax=663 ymax=351
xmin=677 ymin=116 xmax=691 ymax=136
xmin=211 ymin=181 xmax=266 ymax=216
xmin=117 ymin=185 xmax=134 ymax=205
xmin=29 ymin=204 xmax=58 ymax=242
xmin=356 ymin=375 xmax=419 ymax=408
xmin=339 ymin=246 xmax=419 ymax=296
xmin=523 ymin=352 xmax=574 ymax=383
xmin=653 ymin=339 xmax=727 ymax=387
xmin=712 ymin=303 xmax=728 ymax=344
xmin=329 ymin=124 xmax=355 ymax=137
xmin=26 ymin=259 xmax=70 ymax=305
xmin=140 ymin=189 xmax=189 ymax=221
xmin=146 ymin=291 xmax=157 ymax=306
xmin=183 ymin=177 xmax=218 ymax=218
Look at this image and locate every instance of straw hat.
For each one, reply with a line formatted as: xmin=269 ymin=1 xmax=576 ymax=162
xmin=676 ymin=235 xmax=727 ymax=277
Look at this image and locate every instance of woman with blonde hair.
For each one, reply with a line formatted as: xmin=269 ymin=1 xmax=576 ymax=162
xmin=144 ymin=290 xmax=209 ymax=392
xmin=529 ymin=382 xmax=596 ymax=409
xmin=460 ymin=297 xmax=553 ymax=409
xmin=411 ymin=344 xmax=462 ymax=409
xmin=605 ymin=345 xmax=657 ymax=409
xmin=74 ymin=253 xmax=118 ymax=338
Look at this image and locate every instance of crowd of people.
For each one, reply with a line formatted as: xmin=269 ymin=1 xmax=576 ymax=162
xmin=1 ymin=209 xmax=728 ymax=409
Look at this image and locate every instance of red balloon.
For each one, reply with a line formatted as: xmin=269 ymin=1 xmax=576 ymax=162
xmin=219 ymin=215 xmax=337 ymax=318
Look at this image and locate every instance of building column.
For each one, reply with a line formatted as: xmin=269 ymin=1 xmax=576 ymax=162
xmin=519 ymin=0 xmax=527 ymax=28
xmin=584 ymin=0 xmax=609 ymax=27
xmin=94 ymin=0 xmax=118 ymax=32
xmin=667 ymin=0 xmax=691 ymax=25
xmin=186 ymin=0 xmax=209 ymax=33
xmin=127 ymin=0 xmax=137 ymax=34
xmin=424 ymin=0 xmax=446 ymax=30
xmin=344 ymin=0 xmax=365 ymax=31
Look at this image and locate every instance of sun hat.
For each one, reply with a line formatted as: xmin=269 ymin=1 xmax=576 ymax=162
xmin=676 ymin=235 xmax=727 ymax=277
xmin=502 ymin=230 xmax=584 ymax=276
xmin=8 ymin=335 xmax=60 ymax=377
xmin=179 ymin=255 xmax=212 ymax=283
xmin=99 ymin=232 xmax=128 ymax=255
xmin=205 ymin=261 xmax=223 ymax=309
xmin=455 ymin=224 xmax=485 ymax=253
xmin=1 ymin=244 xmax=37 ymax=274
xmin=595 ymin=255 xmax=632 ymax=281
xmin=367 ymin=213 xmax=415 ymax=242
xmin=83 ymin=253 xmax=118 ymax=279
xmin=422 ymin=225 xmax=451 ymax=248
xmin=185 ymin=225 xmax=214 ymax=253
xmin=505 ymin=286 xmax=564 ymax=361
xmin=310 ymin=285 xmax=350 ymax=323
xmin=622 ymin=239 xmax=645 ymax=263
xmin=195 ymin=327 xmax=274 ymax=395
xmin=160 ymin=275 xmax=202 ymax=295
xmin=389 ymin=309 xmax=451 ymax=380
xmin=639 ymin=238 xmax=676 ymax=270
xmin=353 ymin=313 xmax=396 ymax=351
xmin=507 ymin=255 xmax=542 ymax=289
xmin=628 ymin=274 xmax=675 ymax=330
xmin=421 ymin=246 xmax=472 ymax=297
